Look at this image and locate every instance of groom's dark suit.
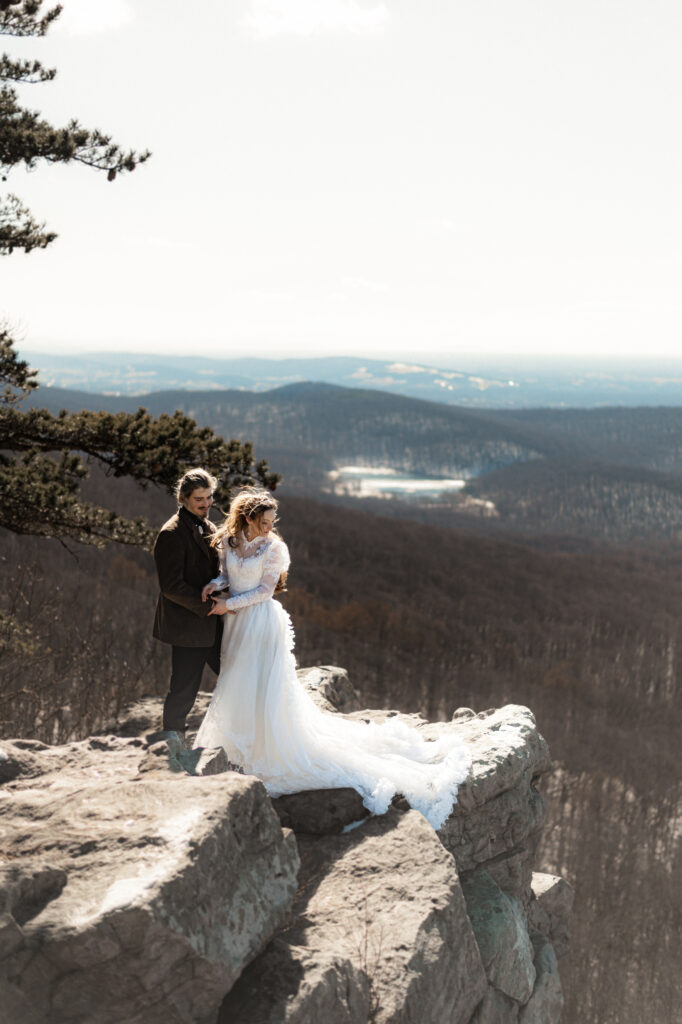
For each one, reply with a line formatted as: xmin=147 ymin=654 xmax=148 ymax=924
xmin=153 ymin=506 xmax=223 ymax=732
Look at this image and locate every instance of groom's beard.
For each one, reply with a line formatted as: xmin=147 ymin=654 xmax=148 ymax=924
xmin=181 ymin=506 xmax=211 ymax=535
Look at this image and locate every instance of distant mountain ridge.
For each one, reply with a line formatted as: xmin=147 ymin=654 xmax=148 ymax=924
xmin=24 ymin=380 xmax=682 ymax=542
xmin=25 ymin=379 xmax=682 ymax=472
xmin=20 ymin=380 xmax=566 ymax=484
xmin=20 ymin=350 xmax=682 ymax=408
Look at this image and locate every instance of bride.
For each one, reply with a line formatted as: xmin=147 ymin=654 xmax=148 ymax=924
xmin=193 ymin=489 xmax=470 ymax=830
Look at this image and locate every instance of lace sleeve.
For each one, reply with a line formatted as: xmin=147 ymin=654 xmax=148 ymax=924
xmin=224 ymin=539 xmax=290 ymax=611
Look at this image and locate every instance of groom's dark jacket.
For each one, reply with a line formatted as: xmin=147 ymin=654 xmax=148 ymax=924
xmin=152 ymin=506 xmax=221 ymax=647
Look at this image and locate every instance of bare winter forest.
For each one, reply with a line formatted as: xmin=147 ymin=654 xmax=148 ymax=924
xmin=3 ymin=385 xmax=682 ymax=1024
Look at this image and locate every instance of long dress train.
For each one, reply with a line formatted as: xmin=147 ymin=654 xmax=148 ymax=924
xmin=194 ymin=532 xmax=470 ymax=830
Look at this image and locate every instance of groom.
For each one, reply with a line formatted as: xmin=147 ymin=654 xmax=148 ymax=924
xmin=152 ymin=467 xmax=228 ymax=739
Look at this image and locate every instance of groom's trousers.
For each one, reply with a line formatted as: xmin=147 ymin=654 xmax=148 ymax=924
xmin=163 ymin=629 xmax=222 ymax=733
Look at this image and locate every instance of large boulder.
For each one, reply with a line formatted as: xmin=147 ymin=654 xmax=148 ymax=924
xmin=340 ymin=704 xmax=552 ymax=906
xmin=295 ymin=665 xmax=363 ymax=713
xmin=10 ymin=667 xmax=571 ymax=1024
xmin=106 ymin=682 xmax=564 ymax=917
xmin=0 ymin=736 xmax=299 ymax=1024
xmin=438 ymin=707 xmax=551 ymax=905
xmin=461 ymin=869 xmax=536 ymax=1005
xmin=528 ymin=872 xmax=574 ymax=959
xmin=219 ymin=807 xmax=488 ymax=1024
xmin=462 ymin=873 xmax=566 ymax=1024
xmin=518 ymin=932 xmax=563 ymax=1024
xmin=469 ymin=987 xmax=520 ymax=1024
xmin=271 ymin=786 xmax=369 ymax=835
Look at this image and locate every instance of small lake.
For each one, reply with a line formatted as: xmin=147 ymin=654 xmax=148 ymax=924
xmin=328 ymin=465 xmax=467 ymax=500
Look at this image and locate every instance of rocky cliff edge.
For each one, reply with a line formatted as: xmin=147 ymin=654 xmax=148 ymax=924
xmin=0 ymin=666 xmax=573 ymax=1024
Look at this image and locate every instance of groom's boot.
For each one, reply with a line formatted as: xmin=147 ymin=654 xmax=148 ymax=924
xmin=162 ymin=730 xmax=187 ymax=753
xmin=162 ymin=731 xmax=205 ymax=775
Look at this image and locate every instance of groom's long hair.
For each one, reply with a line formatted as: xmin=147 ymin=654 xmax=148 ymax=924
xmin=211 ymin=488 xmax=287 ymax=594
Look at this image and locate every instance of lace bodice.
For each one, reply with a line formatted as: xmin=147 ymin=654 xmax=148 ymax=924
xmin=210 ymin=532 xmax=290 ymax=611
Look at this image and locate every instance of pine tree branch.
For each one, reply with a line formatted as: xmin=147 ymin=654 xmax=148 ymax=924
xmin=0 ymin=1 xmax=62 ymax=38
xmin=0 ymin=192 xmax=56 ymax=252
xmin=0 ymin=86 xmax=151 ymax=177
xmin=0 ymin=53 xmax=56 ymax=82
xmin=0 ymin=404 xmax=281 ymax=504
xmin=0 ymin=335 xmax=282 ymax=549
xmin=0 ymin=322 xmax=38 ymax=401
xmin=0 ymin=451 xmax=155 ymax=548
xmin=0 ymin=3 xmax=149 ymax=248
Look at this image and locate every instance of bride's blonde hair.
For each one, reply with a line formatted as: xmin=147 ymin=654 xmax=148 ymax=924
xmin=211 ymin=488 xmax=287 ymax=593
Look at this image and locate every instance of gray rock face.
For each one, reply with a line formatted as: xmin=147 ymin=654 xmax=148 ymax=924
xmin=194 ymin=744 xmax=233 ymax=776
xmin=518 ymin=932 xmax=563 ymax=1024
xmin=2 ymin=668 xmax=572 ymax=1024
xmin=295 ymin=665 xmax=363 ymax=713
xmin=339 ymin=704 xmax=551 ymax=906
xmin=470 ymin=987 xmax=520 ymax=1024
xmin=529 ymin=872 xmax=574 ymax=959
xmin=438 ymin=706 xmax=552 ymax=906
xmin=0 ymin=737 xmax=51 ymax=783
xmin=0 ymin=736 xmax=300 ymax=1024
xmin=327 ymin=702 xmax=567 ymax=1024
xmin=461 ymin=873 xmax=566 ymax=1024
xmin=462 ymin=869 xmax=536 ymax=1005
xmin=219 ymin=807 xmax=488 ymax=1024
xmin=272 ymin=786 xmax=369 ymax=834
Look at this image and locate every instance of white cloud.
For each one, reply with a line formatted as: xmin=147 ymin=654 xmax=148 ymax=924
xmin=342 ymin=276 xmax=390 ymax=292
xmin=420 ymin=218 xmax=459 ymax=235
xmin=133 ymin=236 xmax=196 ymax=251
xmin=244 ymin=288 xmax=295 ymax=302
xmin=387 ymin=361 xmax=429 ymax=374
xmin=55 ymin=0 xmax=133 ymax=36
xmin=243 ymin=0 xmax=389 ymax=38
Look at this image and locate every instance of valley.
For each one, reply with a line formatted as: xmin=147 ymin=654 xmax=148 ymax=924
xmin=25 ymin=380 xmax=682 ymax=543
xmin=5 ymin=375 xmax=682 ymax=1024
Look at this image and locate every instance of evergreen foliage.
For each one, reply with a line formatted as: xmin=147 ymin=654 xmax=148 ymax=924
xmin=1 ymin=321 xmax=37 ymax=401
xmin=0 ymin=337 xmax=280 ymax=548
xmin=0 ymin=0 xmax=150 ymax=253
xmin=0 ymin=4 xmax=280 ymax=548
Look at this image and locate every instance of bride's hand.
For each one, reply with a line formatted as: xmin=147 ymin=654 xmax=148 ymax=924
xmin=208 ymin=597 xmax=236 ymax=616
xmin=202 ymin=582 xmax=218 ymax=602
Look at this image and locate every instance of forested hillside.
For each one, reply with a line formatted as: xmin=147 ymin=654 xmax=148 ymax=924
xmin=8 ymin=379 xmax=682 ymax=1024
xmin=488 ymin=405 xmax=682 ymax=472
xmin=463 ymin=457 xmax=682 ymax=541
xmin=25 ymin=382 xmax=682 ymax=543
xmin=24 ymin=381 xmax=550 ymax=484
xmin=1 ymin=479 xmax=679 ymax=1024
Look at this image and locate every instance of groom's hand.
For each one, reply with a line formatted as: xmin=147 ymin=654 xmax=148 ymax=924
xmin=208 ymin=597 xmax=236 ymax=616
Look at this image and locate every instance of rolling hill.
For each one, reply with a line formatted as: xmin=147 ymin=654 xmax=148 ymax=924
xmin=24 ymin=381 xmax=682 ymax=543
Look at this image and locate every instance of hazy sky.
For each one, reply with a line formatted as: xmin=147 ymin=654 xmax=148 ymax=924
xmin=3 ymin=0 xmax=681 ymax=363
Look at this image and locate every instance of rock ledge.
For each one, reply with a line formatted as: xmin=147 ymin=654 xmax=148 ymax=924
xmin=0 ymin=666 xmax=572 ymax=1024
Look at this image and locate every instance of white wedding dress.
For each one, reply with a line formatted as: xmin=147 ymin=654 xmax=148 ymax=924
xmin=193 ymin=531 xmax=470 ymax=830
